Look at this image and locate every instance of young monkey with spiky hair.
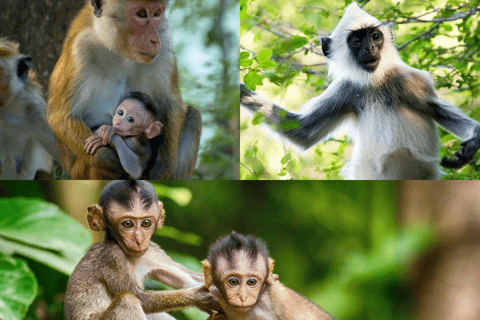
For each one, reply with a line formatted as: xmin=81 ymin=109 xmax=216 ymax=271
xmin=65 ymin=180 xmax=219 ymax=320
xmin=202 ymin=232 xmax=336 ymax=320
xmin=241 ymin=3 xmax=480 ymax=179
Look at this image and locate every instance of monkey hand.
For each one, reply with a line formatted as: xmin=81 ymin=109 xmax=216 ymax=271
xmin=441 ymin=127 xmax=480 ymax=169
xmin=97 ymin=125 xmax=114 ymax=145
xmin=85 ymin=135 xmax=107 ymax=155
xmin=193 ymin=285 xmax=222 ymax=315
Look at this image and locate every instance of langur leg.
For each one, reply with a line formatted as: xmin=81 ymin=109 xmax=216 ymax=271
xmin=98 ymin=291 xmax=147 ymax=320
xmin=382 ymin=147 xmax=438 ymax=180
xmin=170 ymin=106 xmax=202 ymax=180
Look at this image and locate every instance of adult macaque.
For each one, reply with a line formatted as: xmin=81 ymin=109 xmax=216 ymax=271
xmin=0 ymin=39 xmax=57 ymax=179
xmin=85 ymin=92 xmax=163 ymax=179
xmin=65 ymin=180 xmax=219 ymax=320
xmin=202 ymin=232 xmax=336 ymax=320
xmin=47 ymin=0 xmax=201 ymax=180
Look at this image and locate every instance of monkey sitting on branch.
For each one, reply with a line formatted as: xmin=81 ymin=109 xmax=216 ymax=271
xmin=202 ymin=232 xmax=336 ymax=320
xmin=84 ymin=92 xmax=163 ymax=179
xmin=65 ymin=180 xmax=219 ymax=320
xmin=241 ymin=3 xmax=480 ymax=180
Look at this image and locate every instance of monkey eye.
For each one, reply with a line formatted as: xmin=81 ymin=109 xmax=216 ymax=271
xmin=136 ymin=10 xmax=147 ymax=18
xmin=352 ymin=37 xmax=361 ymax=44
xmin=117 ymin=109 xmax=124 ymax=116
xmin=372 ymin=32 xmax=382 ymax=41
xmin=154 ymin=9 xmax=162 ymax=17
xmin=246 ymin=279 xmax=257 ymax=286
xmin=121 ymin=220 xmax=135 ymax=229
xmin=127 ymin=116 xmax=135 ymax=123
xmin=141 ymin=219 xmax=153 ymax=228
xmin=228 ymin=278 xmax=240 ymax=287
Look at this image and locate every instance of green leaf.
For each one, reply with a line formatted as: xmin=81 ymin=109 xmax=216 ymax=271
xmin=244 ymin=71 xmax=263 ymax=90
xmin=0 ymin=257 xmax=38 ymax=320
xmin=0 ymin=198 xmax=91 ymax=275
xmin=256 ymin=49 xmax=273 ymax=62
xmin=259 ymin=60 xmax=277 ymax=69
xmin=251 ymin=112 xmax=264 ymax=125
xmin=240 ymin=58 xmax=254 ymax=67
xmin=283 ymin=36 xmax=308 ymax=50
xmin=281 ymin=153 xmax=292 ymax=165
xmin=240 ymin=51 xmax=250 ymax=60
xmin=152 ymin=184 xmax=193 ymax=207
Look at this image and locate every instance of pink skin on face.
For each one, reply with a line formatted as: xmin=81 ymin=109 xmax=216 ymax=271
xmin=113 ymin=98 xmax=153 ymax=136
xmin=126 ymin=2 xmax=165 ymax=58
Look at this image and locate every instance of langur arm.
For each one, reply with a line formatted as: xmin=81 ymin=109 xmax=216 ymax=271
xmin=111 ymin=135 xmax=143 ymax=179
xmin=429 ymin=97 xmax=480 ymax=168
xmin=241 ymin=83 xmax=356 ymax=149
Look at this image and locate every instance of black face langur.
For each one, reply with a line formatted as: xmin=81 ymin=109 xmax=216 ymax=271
xmin=202 ymin=232 xmax=336 ymax=320
xmin=85 ymin=92 xmax=163 ymax=179
xmin=0 ymin=39 xmax=57 ymax=179
xmin=240 ymin=3 xmax=480 ymax=180
xmin=64 ymin=180 xmax=219 ymax=320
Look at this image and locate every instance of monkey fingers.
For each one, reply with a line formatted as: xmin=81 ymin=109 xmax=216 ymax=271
xmin=441 ymin=129 xmax=480 ymax=169
xmin=98 ymin=125 xmax=114 ymax=144
xmin=85 ymin=136 xmax=106 ymax=155
xmin=193 ymin=285 xmax=222 ymax=315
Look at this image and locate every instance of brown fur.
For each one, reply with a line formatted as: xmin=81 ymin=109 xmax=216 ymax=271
xmin=65 ymin=197 xmax=218 ymax=320
xmin=47 ymin=0 xmax=201 ymax=180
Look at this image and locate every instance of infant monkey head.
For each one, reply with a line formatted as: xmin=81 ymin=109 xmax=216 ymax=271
xmin=87 ymin=180 xmax=165 ymax=257
xmin=113 ymin=92 xmax=163 ymax=139
xmin=202 ymin=232 xmax=275 ymax=312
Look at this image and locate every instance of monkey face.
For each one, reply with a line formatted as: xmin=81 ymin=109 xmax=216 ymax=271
xmin=107 ymin=199 xmax=163 ymax=257
xmin=113 ymin=98 xmax=155 ymax=137
xmin=125 ymin=1 xmax=166 ymax=63
xmin=215 ymin=253 xmax=267 ymax=311
xmin=347 ymin=27 xmax=384 ymax=72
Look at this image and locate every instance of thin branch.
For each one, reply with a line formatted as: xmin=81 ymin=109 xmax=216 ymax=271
xmin=397 ymin=22 xmax=441 ymax=51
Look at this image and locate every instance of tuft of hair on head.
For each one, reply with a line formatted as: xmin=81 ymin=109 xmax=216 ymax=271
xmin=99 ymin=180 xmax=159 ymax=212
xmin=207 ymin=231 xmax=270 ymax=270
xmin=120 ymin=91 xmax=162 ymax=119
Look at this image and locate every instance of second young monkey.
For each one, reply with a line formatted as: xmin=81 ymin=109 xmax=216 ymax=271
xmin=85 ymin=92 xmax=163 ymax=179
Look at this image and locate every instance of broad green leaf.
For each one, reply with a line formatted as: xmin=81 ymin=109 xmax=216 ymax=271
xmin=240 ymin=51 xmax=250 ymax=60
xmin=256 ymin=49 xmax=273 ymax=62
xmin=0 ymin=198 xmax=91 ymax=275
xmin=0 ymin=257 xmax=38 ymax=320
xmin=281 ymin=153 xmax=292 ymax=165
xmin=152 ymin=184 xmax=193 ymax=207
xmin=244 ymin=71 xmax=263 ymax=90
xmin=251 ymin=112 xmax=264 ymax=125
xmin=240 ymin=58 xmax=254 ymax=67
xmin=259 ymin=60 xmax=277 ymax=69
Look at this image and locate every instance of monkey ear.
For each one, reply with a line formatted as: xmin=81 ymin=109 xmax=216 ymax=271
xmin=87 ymin=204 xmax=106 ymax=231
xmin=266 ymin=257 xmax=276 ymax=284
xmin=91 ymin=0 xmax=103 ymax=18
xmin=321 ymin=37 xmax=332 ymax=59
xmin=156 ymin=201 xmax=166 ymax=229
xmin=145 ymin=121 xmax=163 ymax=139
xmin=202 ymin=260 xmax=213 ymax=288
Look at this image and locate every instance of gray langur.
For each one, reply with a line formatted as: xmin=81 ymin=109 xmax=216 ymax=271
xmin=240 ymin=3 xmax=480 ymax=180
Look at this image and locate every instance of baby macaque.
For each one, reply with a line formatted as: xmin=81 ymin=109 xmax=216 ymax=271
xmin=65 ymin=180 xmax=219 ymax=320
xmin=84 ymin=92 xmax=163 ymax=179
xmin=203 ymin=232 xmax=336 ymax=320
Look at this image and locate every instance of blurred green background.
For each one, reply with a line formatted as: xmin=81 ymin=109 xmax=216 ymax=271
xmin=1 ymin=180 xmax=458 ymax=320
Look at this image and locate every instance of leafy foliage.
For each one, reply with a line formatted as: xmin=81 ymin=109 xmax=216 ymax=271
xmin=240 ymin=0 xmax=480 ymax=179
xmin=0 ymin=257 xmax=38 ymax=320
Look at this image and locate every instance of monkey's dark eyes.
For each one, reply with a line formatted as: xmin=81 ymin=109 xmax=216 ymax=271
xmin=137 ymin=10 xmax=147 ymax=18
xmin=127 ymin=116 xmax=135 ymax=123
xmin=372 ymin=32 xmax=382 ymax=41
xmin=141 ymin=219 xmax=153 ymax=228
xmin=117 ymin=109 xmax=124 ymax=116
xmin=246 ymin=279 xmax=257 ymax=286
xmin=228 ymin=278 xmax=240 ymax=287
xmin=154 ymin=9 xmax=162 ymax=17
xmin=121 ymin=220 xmax=135 ymax=229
